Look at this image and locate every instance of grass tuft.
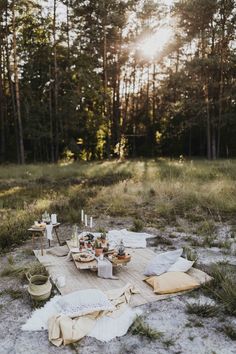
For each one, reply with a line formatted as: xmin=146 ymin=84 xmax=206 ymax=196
xmin=203 ymin=263 xmax=236 ymax=316
xmin=0 ymin=288 xmax=24 ymax=300
xmin=186 ymin=302 xmax=218 ymax=317
xmin=183 ymin=246 xmax=198 ymax=262
xmin=129 ymin=315 xmax=164 ymax=340
xmin=222 ymin=325 xmax=236 ymax=340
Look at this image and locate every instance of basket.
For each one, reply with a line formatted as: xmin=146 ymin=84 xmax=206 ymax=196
xmin=26 ymin=272 xmax=52 ymax=301
xmin=111 ymin=254 xmax=131 ymax=265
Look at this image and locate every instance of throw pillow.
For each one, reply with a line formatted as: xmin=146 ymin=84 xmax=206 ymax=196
xmin=168 ymin=257 xmax=194 ymax=272
xmin=55 ymin=289 xmax=115 ymax=318
xmin=144 ymin=248 xmax=183 ymax=276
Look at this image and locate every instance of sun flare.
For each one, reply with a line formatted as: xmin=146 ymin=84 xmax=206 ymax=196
xmin=138 ymin=27 xmax=173 ymax=59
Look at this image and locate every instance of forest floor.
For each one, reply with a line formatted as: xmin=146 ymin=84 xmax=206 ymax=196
xmin=0 ymin=159 xmax=236 ymax=353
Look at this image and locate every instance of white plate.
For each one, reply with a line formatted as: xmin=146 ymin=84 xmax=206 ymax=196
xmin=70 ymin=248 xmax=81 ymax=253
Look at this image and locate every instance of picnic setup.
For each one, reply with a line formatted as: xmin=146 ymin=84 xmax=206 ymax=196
xmin=22 ymin=210 xmax=212 ymax=347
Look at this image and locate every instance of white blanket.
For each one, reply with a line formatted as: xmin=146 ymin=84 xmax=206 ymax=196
xmin=80 ymin=229 xmax=155 ymax=248
xmin=22 ymin=295 xmax=142 ymax=342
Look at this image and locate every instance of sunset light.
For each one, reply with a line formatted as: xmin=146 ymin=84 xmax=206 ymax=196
xmin=138 ymin=27 xmax=174 ymax=59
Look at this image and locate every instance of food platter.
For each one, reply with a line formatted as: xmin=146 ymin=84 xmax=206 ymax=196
xmin=73 ymin=252 xmax=95 ymax=263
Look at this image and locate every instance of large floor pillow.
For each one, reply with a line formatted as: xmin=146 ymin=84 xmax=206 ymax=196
xmin=55 ymin=289 xmax=115 ymax=318
xmin=144 ymin=249 xmax=183 ymax=276
xmin=145 ymin=271 xmax=200 ymax=294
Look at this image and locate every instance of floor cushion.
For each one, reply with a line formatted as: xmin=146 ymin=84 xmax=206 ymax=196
xmin=144 ymin=249 xmax=183 ymax=276
xmin=145 ymin=271 xmax=200 ymax=294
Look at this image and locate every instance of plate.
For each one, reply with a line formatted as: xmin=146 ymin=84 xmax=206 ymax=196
xmin=73 ymin=253 xmax=95 ymax=263
xmin=70 ymin=248 xmax=81 ymax=253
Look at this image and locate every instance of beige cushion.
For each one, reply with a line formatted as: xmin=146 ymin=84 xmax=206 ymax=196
xmin=145 ymin=271 xmax=200 ymax=294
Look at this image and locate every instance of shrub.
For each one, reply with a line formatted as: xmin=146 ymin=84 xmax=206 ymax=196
xmin=131 ymin=219 xmax=144 ymax=232
xmin=204 ymin=264 xmax=236 ymax=316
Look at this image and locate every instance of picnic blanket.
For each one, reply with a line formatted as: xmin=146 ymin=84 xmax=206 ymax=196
xmin=48 ymin=284 xmax=138 ymax=346
xmin=34 ymin=247 xmax=212 ymax=306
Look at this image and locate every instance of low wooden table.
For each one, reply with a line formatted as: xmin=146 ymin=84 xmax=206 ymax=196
xmin=28 ymin=223 xmax=61 ymax=255
xmin=67 ymin=240 xmax=131 ymax=271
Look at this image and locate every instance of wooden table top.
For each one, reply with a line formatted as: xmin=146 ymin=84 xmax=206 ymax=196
xmin=28 ymin=223 xmax=61 ymax=232
xmin=67 ymin=240 xmax=131 ymax=271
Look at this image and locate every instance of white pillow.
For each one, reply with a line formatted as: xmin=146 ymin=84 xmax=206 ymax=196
xmin=55 ymin=289 xmax=115 ymax=318
xmin=168 ymin=257 xmax=194 ymax=272
xmin=144 ymin=249 xmax=183 ymax=276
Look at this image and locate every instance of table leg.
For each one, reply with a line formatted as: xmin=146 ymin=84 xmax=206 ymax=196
xmin=32 ymin=233 xmax=34 ymax=250
xmin=54 ymin=227 xmax=61 ymax=246
xmin=40 ymin=232 xmax=43 ymax=256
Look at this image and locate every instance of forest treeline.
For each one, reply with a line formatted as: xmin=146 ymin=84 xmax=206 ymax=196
xmin=0 ymin=0 xmax=235 ymax=163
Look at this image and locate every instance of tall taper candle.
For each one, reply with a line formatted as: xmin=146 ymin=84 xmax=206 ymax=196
xmin=81 ymin=209 xmax=84 ymax=222
xmin=85 ymin=214 xmax=88 ymax=227
xmin=90 ymin=216 xmax=93 ymax=228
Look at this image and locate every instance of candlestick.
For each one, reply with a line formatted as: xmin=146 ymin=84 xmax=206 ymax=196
xmin=90 ymin=216 xmax=93 ymax=228
xmin=81 ymin=209 xmax=84 ymax=222
xmin=85 ymin=214 xmax=88 ymax=227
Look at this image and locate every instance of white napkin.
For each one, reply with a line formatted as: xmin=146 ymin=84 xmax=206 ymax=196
xmin=97 ymin=257 xmax=118 ymax=280
xmin=46 ymin=224 xmax=53 ymax=241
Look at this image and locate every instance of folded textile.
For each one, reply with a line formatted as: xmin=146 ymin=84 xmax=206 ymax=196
xmin=97 ymin=257 xmax=116 ymax=279
xmin=47 ymin=283 xmax=140 ymax=346
xmin=48 ymin=313 xmax=99 ymax=346
xmin=46 ymin=224 xmax=53 ymax=241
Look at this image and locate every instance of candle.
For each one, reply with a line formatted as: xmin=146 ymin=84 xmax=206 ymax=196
xmin=90 ymin=216 xmax=93 ymax=228
xmin=85 ymin=214 xmax=88 ymax=227
xmin=81 ymin=209 xmax=84 ymax=222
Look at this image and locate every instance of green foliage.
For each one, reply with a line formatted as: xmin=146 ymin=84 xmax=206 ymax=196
xmin=186 ymin=302 xmax=218 ymax=317
xmin=131 ymin=219 xmax=144 ymax=232
xmin=0 ymin=288 xmax=24 ymax=300
xmin=203 ymin=263 xmax=236 ymax=316
xmin=129 ymin=316 xmax=164 ymax=340
xmin=183 ymin=247 xmax=198 ymax=262
xmin=0 ymin=0 xmax=236 ymax=162
xmin=222 ymin=325 xmax=236 ymax=340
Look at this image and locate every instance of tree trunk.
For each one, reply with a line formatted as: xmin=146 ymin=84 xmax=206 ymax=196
xmin=217 ymin=3 xmax=226 ymax=158
xmin=49 ymin=64 xmax=55 ymax=162
xmin=102 ymin=4 xmax=110 ymax=158
xmin=12 ymin=0 xmax=25 ymax=164
xmin=53 ymin=0 xmax=59 ymax=161
xmin=0 ymin=40 xmax=5 ymax=162
xmin=205 ymin=85 xmax=211 ymax=159
xmin=5 ymin=4 xmax=19 ymax=163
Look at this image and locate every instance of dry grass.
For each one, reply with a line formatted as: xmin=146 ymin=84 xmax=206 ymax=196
xmin=0 ymin=159 xmax=236 ymax=250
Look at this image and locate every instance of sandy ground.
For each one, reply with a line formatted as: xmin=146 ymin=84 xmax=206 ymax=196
xmin=0 ymin=217 xmax=235 ymax=354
